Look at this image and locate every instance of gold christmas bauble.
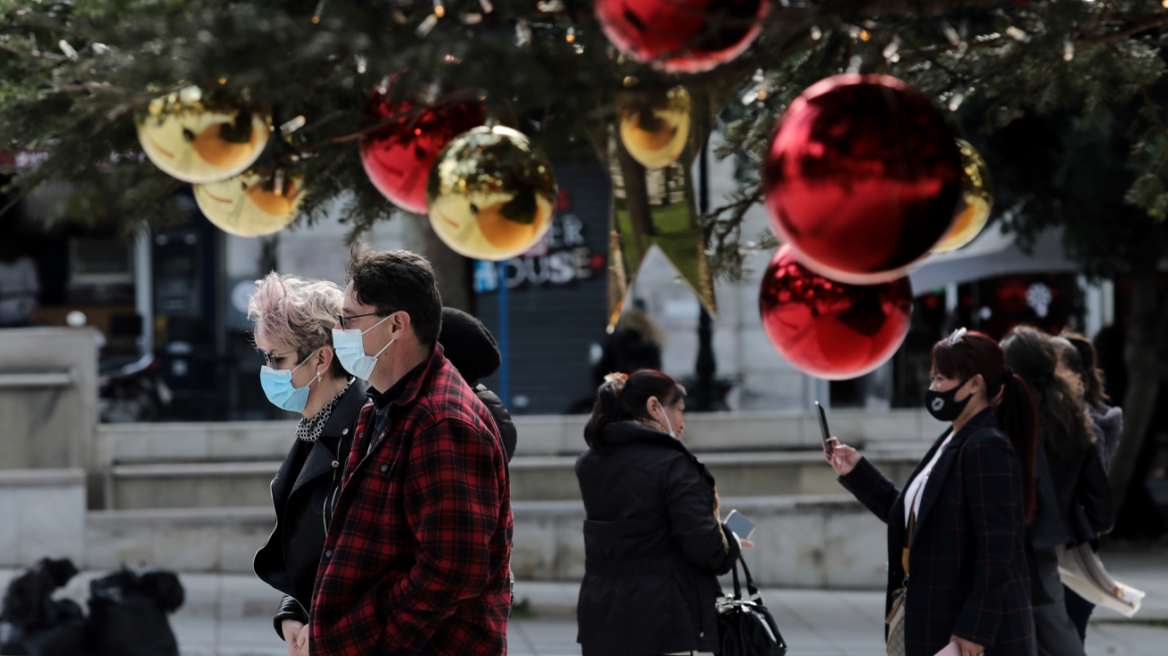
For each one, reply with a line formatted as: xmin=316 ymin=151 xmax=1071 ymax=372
xmin=193 ymin=171 xmax=303 ymax=237
xmin=136 ymin=86 xmax=271 ymax=184
xmin=618 ymin=86 xmax=691 ymax=170
xmin=932 ymin=139 xmax=994 ymax=253
xmin=426 ymin=126 xmax=558 ymax=261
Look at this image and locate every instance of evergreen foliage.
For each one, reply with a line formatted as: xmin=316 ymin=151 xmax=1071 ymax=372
xmin=1 ymin=0 xmax=1167 ymax=275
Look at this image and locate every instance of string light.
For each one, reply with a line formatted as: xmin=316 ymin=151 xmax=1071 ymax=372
xmin=810 ymin=26 xmax=823 ymax=41
xmin=1064 ymin=35 xmax=1074 ymax=61
xmin=566 ymin=27 xmax=576 ymax=43
xmin=859 ymin=30 xmax=870 ymax=42
xmin=218 ymin=77 xmax=227 ymax=85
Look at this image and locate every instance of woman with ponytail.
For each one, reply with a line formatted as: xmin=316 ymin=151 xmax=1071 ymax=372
xmin=826 ymin=329 xmax=1037 ymax=656
xmin=1002 ymin=326 xmax=1113 ymax=656
xmin=576 ymin=370 xmax=747 ymax=656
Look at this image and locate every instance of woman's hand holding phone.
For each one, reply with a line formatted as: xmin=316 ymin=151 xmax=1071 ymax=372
xmin=823 ymin=438 xmax=861 ymax=476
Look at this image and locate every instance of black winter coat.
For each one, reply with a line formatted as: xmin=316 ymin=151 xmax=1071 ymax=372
xmin=253 ymin=380 xmax=368 ymax=639
xmin=575 ymin=422 xmax=740 ymax=656
xmin=840 ymin=409 xmax=1035 ymax=656
xmin=474 ymin=383 xmax=516 ymax=462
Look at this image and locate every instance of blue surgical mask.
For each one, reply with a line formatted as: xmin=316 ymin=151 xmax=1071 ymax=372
xmin=259 ymin=355 xmax=315 ymax=413
xmin=332 ymin=315 xmax=394 ymax=380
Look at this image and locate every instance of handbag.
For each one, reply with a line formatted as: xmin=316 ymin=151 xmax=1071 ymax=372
xmin=716 ymin=556 xmax=787 ymax=656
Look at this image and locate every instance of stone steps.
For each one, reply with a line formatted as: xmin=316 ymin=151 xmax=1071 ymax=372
xmin=84 ymin=494 xmax=889 ymax=589
xmin=105 ymin=449 xmax=923 ymax=509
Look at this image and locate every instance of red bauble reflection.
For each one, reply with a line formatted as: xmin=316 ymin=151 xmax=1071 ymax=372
xmin=759 ymin=246 xmax=913 ymax=380
xmin=763 ymin=75 xmax=962 ymax=283
xmin=595 ymin=0 xmax=769 ymax=73
xmin=359 ymin=92 xmax=486 ymax=214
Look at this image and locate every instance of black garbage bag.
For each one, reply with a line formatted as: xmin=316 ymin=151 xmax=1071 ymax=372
xmin=0 ymin=558 xmax=86 ymax=656
xmin=86 ymin=568 xmax=184 ymax=656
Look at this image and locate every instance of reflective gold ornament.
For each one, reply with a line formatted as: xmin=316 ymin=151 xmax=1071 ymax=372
xmin=932 ymin=139 xmax=993 ymax=253
xmin=136 ymin=86 xmax=271 ymax=184
xmin=193 ymin=171 xmax=304 ymax=237
xmin=618 ymin=86 xmax=691 ymax=170
xmin=426 ymin=126 xmax=558 ymax=261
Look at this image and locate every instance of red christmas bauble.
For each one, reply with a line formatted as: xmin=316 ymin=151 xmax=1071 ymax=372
xmin=759 ymin=245 xmax=913 ymax=380
xmin=595 ymin=0 xmax=769 ymax=73
xmin=359 ymin=91 xmax=486 ymax=214
xmin=763 ymin=75 xmax=962 ymax=284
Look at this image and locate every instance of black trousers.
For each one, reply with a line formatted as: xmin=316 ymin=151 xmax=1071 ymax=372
xmin=1063 ymin=586 xmax=1094 ymax=642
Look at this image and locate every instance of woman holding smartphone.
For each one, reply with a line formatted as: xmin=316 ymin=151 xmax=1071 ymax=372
xmin=575 ymin=370 xmax=750 ymax=656
xmin=825 ymin=329 xmax=1038 ymax=656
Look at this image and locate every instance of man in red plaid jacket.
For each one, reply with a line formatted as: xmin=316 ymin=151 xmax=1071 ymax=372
xmin=306 ymin=247 xmax=512 ymax=656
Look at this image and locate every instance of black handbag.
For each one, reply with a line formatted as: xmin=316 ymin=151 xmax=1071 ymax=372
xmin=717 ymin=557 xmax=788 ymax=656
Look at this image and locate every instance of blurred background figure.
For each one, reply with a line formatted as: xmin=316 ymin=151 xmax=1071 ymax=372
xmin=1058 ymin=331 xmax=1124 ymax=473
xmin=0 ymin=235 xmax=39 ymax=328
xmin=1002 ymin=326 xmax=1113 ymax=656
xmin=440 ymin=307 xmax=516 ymax=462
xmin=591 ymin=306 xmax=663 ymax=391
xmin=1052 ymin=331 xmax=1124 ymax=640
xmin=247 ymin=272 xmax=370 ymax=656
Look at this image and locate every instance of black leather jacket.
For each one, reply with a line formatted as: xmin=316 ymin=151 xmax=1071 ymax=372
xmin=253 ymin=380 xmax=369 ymax=639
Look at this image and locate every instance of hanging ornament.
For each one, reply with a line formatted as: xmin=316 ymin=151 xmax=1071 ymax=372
xmin=759 ymin=245 xmax=913 ymax=380
xmin=426 ymin=126 xmax=557 ymax=261
xmin=763 ymin=74 xmax=962 ymax=284
xmin=595 ymin=0 xmax=769 ymax=73
xmin=591 ymin=83 xmax=736 ymax=329
xmin=359 ymin=88 xmax=487 ymax=215
xmin=136 ymin=86 xmax=271 ymax=184
xmin=193 ymin=171 xmax=304 ymax=237
xmin=618 ymin=86 xmax=691 ymax=170
xmin=931 ymin=139 xmax=994 ymax=253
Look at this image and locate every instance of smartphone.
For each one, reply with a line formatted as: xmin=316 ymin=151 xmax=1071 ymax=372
xmin=816 ymin=401 xmax=833 ymax=456
xmin=724 ymin=509 xmax=756 ymax=540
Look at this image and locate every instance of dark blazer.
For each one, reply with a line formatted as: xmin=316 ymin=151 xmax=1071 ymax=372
xmin=253 ymin=379 xmax=368 ymax=639
xmin=840 ymin=409 xmax=1034 ymax=656
xmin=575 ymin=422 xmax=741 ymax=656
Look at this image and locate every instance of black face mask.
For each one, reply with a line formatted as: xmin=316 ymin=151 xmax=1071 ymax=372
xmin=925 ymin=378 xmax=972 ymax=422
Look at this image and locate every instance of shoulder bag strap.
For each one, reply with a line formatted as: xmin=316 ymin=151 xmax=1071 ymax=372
xmin=739 ymin=555 xmax=762 ymax=600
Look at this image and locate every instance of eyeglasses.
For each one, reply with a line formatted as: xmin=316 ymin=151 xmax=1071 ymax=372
xmin=948 ymin=327 xmax=968 ymax=345
xmin=260 ymin=348 xmax=297 ymax=367
xmin=335 ymin=311 xmax=382 ymax=330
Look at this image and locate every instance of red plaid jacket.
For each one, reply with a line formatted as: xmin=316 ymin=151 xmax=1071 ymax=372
xmin=309 ymin=346 xmax=513 ymax=656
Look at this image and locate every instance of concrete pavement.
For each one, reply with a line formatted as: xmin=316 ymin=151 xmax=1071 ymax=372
xmin=2 ymin=547 xmax=1164 ymax=655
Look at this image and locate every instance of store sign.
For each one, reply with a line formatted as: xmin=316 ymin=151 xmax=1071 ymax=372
xmin=474 ymin=212 xmax=605 ymax=292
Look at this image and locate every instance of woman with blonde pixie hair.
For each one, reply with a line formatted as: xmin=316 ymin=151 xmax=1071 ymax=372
xmin=248 ymin=272 xmax=370 ymax=656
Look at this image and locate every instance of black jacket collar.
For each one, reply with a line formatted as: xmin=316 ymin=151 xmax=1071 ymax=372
xmin=285 ymin=379 xmax=370 ymax=500
xmin=599 ymin=421 xmax=682 ymax=449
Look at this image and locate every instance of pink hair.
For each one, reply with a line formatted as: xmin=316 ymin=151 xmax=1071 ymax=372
xmin=247 ymin=272 xmax=344 ymax=374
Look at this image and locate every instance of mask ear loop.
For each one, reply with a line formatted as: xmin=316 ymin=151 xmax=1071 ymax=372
xmin=658 ymin=404 xmax=675 ymax=438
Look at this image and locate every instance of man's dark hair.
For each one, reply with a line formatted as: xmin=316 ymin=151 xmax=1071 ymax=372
xmin=345 ymin=245 xmax=443 ymax=347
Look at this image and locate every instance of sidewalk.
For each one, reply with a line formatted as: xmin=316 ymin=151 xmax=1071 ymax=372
xmin=3 ymin=548 xmax=1165 ymax=655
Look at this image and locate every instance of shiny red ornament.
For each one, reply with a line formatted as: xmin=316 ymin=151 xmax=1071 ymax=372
xmin=359 ymin=91 xmax=486 ymax=214
xmin=759 ymin=245 xmax=913 ymax=380
xmin=595 ymin=0 xmax=769 ymax=73
xmin=763 ymin=75 xmax=962 ymax=284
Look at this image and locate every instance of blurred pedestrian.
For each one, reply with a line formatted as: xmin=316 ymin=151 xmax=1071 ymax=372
xmin=1052 ymin=333 xmax=1121 ymax=640
xmin=575 ymin=370 xmax=749 ymax=656
xmin=307 ymin=246 xmax=511 ymax=656
xmin=439 ymin=307 xmax=516 ymax=461
xmin=591 ymin=306 xmax=663 ymax=388
xmin=247 ymin=272 xmax=369 ymax=656
xmin=1058 ymin=330 xmax=1123 ymax=472
xmin=826 ymin=328 xmax=1038 ymax=656
xmin=1002 ymin=326 xmax=1113 ymax=656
